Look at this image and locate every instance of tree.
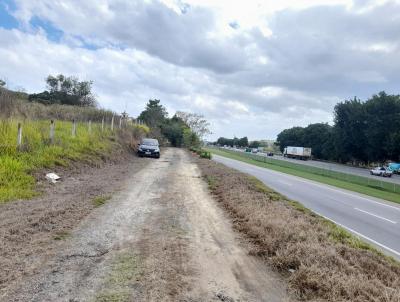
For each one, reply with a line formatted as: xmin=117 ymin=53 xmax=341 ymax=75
xmin=161 ymin=115 xmax=186 ymax=147
xmin=0 ymin=79 xmax=6 ymax=87
xmin=29 ymin=74 xmax=97 ymax=107
xmin=362 ymin=92 xmax=400 ymax=162
xmin=216 ymin=136 xmax=248 ymax=147
xmin=249 ymin=140 xmax=260 ymax=148
xmin=238 ymin=136 xmax=248 ymax=147
xmin=138 ymin=99 xmax=168 ymax=128
xmin=302 ymin=123 xmax=333 ymax=159
xmin=333 ymin=97 xmax=368 ymax=162
xmin=276 ymin=127 xmax=305 ymax=152
xmin=175 ymin=111 xmax=211 ymax=140
xmin=183 ymin=128 xmax=200 ymax=148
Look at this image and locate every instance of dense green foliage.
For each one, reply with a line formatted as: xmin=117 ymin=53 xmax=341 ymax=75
xmin=0 ymin=120 xmax=113 ymax=202
xmin=29 ymin=74 xmax=96 ymax=107
xmin=137 ymin=100 xmax=207 ymax=148
xmin=277 ymin=92 xmax=400 ymax=163
xmin=216 ymin=136 xmax=248 ymax=147
xmin=0 ymin=119 xmax=148 ymax=203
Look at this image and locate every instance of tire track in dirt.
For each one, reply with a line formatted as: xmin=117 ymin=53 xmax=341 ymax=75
xmin=4 ymin=148 xmax=292 ymax=302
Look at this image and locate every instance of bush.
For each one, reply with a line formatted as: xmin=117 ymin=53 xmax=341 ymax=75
xmin=200 ymin=151 xmax=212 ymax=159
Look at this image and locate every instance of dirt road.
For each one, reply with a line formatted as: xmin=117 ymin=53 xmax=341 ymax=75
xmin=4 ymin=148 xmax=291 ymax=302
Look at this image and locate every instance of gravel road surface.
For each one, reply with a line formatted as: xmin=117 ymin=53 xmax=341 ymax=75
xmin=4 ymin=149 xmax=291 ymax=302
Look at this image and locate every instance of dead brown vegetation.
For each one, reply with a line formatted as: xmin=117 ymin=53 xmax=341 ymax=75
xmin=197 ymin=158 xmax=400 ymax=302
xmin=0 ymin=153 xmax=149 ymax=298
xmin=0 ymin=87 xmax=115 ymax=121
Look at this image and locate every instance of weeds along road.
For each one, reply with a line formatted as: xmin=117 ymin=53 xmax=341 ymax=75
xmin=213 ymin=154 xmax=400 ymax=260
xmin=4 ymin=148 xmax=291 ymax=302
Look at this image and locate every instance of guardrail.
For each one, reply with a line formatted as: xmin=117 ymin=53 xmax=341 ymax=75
xmin=212 ymin=147 xmax=400 ymax=194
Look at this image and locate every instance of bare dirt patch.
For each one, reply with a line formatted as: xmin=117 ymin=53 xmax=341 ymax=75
xmin=0 ymin=151 xmax=149 ymax=300
xmin=2 ymin=148 xmax=293 ymax=302
xmin=196 ymin=157 xmax=400 ymax=302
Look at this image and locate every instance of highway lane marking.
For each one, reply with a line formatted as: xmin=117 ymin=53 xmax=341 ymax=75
xmin=354 ymin=208 xmax=397 ymax=224
xmin=214 ymin=155 xmax=400 ymax=212
xmin=313 ymin=211 xmax=400 ymax=258
xmin=214 ymin=155 xmax=400 ymax=258
xmin=278 ymin=180 xmax=293 ymax=186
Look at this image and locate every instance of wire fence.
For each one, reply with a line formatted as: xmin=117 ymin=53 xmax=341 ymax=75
xmin=0 ymin=117 xmax=147 ymax=155
xmin=217 ymin=148 xmax=400 ymax=194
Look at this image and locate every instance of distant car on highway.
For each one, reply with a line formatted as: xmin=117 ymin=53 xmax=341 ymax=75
xmin=267 ymin=152 xmax=274 ymax=156
xmin=137 ymin=138 xmax=160 ymax=158
xmin=388 ymin=162 xmax=400 ymax=174
xmin=370 ymin=166 xmax=392 ymax=177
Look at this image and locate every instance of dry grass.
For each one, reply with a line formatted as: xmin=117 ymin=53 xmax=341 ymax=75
xmin=197 ymin=158 xmax=400 ymax=302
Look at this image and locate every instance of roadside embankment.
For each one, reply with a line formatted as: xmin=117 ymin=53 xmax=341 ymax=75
xmin=0 ymin=119 xmax=148 ymax=203
xmin=196 ymin=157 xmax=400 ymax=302
xmin=0 ymin=145 xmax=150 ymax=299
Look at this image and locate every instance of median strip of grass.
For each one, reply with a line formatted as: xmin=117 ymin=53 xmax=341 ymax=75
xmin=206 ymin=148 xmax=400 ymax=204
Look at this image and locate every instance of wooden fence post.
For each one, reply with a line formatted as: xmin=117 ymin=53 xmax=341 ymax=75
xmin=50 ymin=120 xmax=55 ymax=144
xmin=101 ymin=117 xmax=104 ymax=132
xmin=72 ymin=119 xmax=77 ymax=137
xmin=119 ymin=117 xmax=122 ymax=129
xmin=111 ymin=115 xmax=114 ymax=131
xmin=88 ymin=120 xmax=92 ymax=134
xmin=17 ymin=123 xmax=22 ymax=150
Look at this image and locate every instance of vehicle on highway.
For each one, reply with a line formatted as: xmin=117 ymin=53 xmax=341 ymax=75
xmin=245 ymin=147 xmax=252 ymax=152
xmin=267 ymin=152 xmax=274 ymax=156
xmin=251 ymin=148 xmax=258 ymax=153
xmin=370 ymin=166 xmax=393 ymax=177
xmin=283 ymin=146 xmax=312 ymax=160
xmin=388 ymin=162 xmax=400 ymax=174
xmin=137 ymin=138 xmax=160 ymax=158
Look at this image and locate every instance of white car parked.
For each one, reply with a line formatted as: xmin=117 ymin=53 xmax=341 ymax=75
xmin=370 ymin=166 xmax=393 ymax=177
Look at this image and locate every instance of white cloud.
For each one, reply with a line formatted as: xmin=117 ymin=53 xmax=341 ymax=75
xmin=1 ymin=0 xmax=400 ymax=140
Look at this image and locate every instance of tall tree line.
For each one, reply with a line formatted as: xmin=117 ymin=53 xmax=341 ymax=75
xmin=276 ymin=92 xmax=400 ymax=163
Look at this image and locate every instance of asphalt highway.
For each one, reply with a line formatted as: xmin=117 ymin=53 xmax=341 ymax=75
xmin=213 ymin=154 xmax=400 ymax=260
xmin=261 ymin=152 xmax=400 ymax=185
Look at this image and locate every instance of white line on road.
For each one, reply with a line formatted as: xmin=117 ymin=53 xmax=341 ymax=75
xmin=354 ymin=208 xmax=397 ymax=224
xmin=313 ymin=211 xmax=400 ymax=258
xmin=278 ymin=180 xmax=293 ymax=186
xmin=214 ymin=154 xmax=400 ymax=259
xmin=215 ymin=155 xmax=400 ymax=212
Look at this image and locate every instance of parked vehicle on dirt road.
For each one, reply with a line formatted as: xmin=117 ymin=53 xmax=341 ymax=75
xmin=138 ymin=138 xmax=160 ymax=158
xmin=283 ymin=146 xmax=312 ymax=160
xmin=370 ymin=167 xmax=393 ymax=177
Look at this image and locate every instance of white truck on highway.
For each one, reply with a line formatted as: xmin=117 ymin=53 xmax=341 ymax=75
xmin=283 ymin=146 xmax=312 ymax=160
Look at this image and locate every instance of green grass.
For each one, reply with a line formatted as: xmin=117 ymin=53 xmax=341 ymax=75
xmin=53 ymin=230 xmax=71 ymax=241
xmin=205 ymin=175 xmax=218 ymax=190
xmin=206 ymin=148 xmax=400 ymax=204
xmin=92 ymin=195 xmax=112 ymax=207
xmin=0 ymin=119 xmax=138 ymax=203
xmin=95 ymin=251 xmax=142 ymax=302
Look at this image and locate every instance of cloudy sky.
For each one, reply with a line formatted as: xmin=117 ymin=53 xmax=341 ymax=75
xmin=1 ymin=0 xmax=399 ymax=140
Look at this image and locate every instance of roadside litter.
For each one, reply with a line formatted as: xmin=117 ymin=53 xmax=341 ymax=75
xmin=46 ymin=173 xmax=61 ymax=184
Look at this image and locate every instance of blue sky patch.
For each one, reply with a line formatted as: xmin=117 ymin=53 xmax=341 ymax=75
xmin=0 ymin=0 xmax=18 ymax=29
xmin=30 ymin=16 xmax=64 ymax=42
